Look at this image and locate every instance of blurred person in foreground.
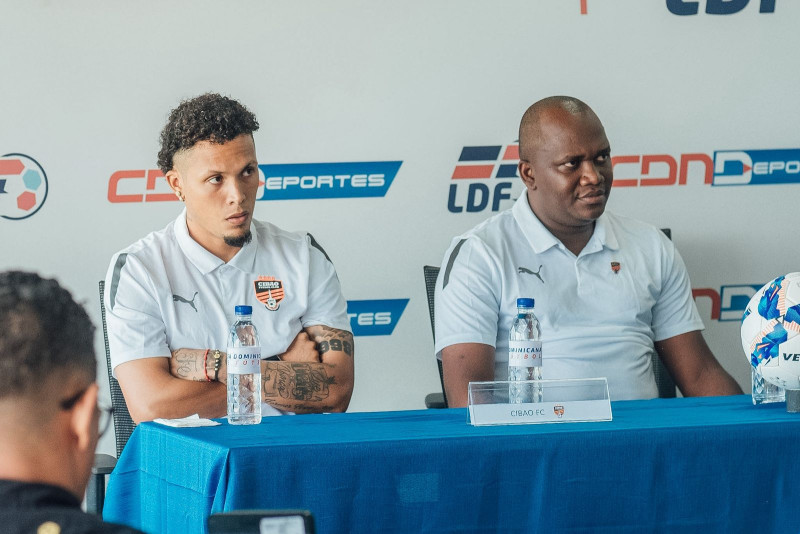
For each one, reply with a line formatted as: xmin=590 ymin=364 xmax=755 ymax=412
xmin=0 ymin=270 xmax=142 ymax=533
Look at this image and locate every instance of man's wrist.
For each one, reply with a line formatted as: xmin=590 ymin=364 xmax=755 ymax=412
xmin=204 ymin=349 xmax=225 ymax=383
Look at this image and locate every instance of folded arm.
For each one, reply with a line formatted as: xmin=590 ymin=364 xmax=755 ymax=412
xmin=656 ymin=330 xmax=743 ymax=396
xmin=168 ymin=326 xmax=355 ymax=413
xmin=116 ymin=356 xmax=226 ymax=423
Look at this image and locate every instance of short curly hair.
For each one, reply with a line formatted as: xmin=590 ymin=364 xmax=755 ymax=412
xmin=0 ymin=271 xmax=96 ymax=399
xmin=157 ymin=93 xmax=260 ymax=173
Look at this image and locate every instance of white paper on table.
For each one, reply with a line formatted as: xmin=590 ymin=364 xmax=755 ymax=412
xmin=152 ymin=414 xmax=221 ymax=427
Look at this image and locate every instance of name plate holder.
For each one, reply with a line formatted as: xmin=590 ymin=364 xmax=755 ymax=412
xmin=467 ymin=378 xmax=612 ymax=426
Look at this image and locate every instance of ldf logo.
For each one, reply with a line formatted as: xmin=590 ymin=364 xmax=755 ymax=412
xmin=0 ymin=153 xmax=48 ymax=220
xmin=346 ymin=299 xmax=409 ymax=336
xmin=258 ymin=161 xmax=402 ymax=200
xmin=693 ymin=284 xmax=763 ymax=321
xmin=712 ymin=149 xmax=800 ymax=186
xmin=667 ymin=0 xmax=776 ymax=15
xmin=447 ymin=144 xmax=520 ymax=214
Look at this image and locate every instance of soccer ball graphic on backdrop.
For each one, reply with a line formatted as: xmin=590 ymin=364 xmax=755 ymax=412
xmin=741 ymin=273 xmax=800 ymax=390
xmin=0 ymin=153 xmax=48 ymax=220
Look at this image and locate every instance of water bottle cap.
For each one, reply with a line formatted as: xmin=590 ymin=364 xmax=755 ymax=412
xmin=234 ymin=305 xmax=252 ymax=315
xmin=516 ymin=298 xmax=534 ymax=308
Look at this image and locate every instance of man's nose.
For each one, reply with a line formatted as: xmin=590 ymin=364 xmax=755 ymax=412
xmin=226 ymin=179 xmax=247 ymax=204
xmin=581 ymin=161 xmax=603 ymax=185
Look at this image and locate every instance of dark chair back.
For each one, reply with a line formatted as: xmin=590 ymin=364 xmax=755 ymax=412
xmin=425 ymin=231 xmax=679 ymax=399
xmin=98 ymin=280 xmax=136 ymax=457
xmin=208 ymin=510 xmax=315 ymax=534
xmin=654 ymin=228 xmax=677 ymax=398
xmin=423 ymin=265 xmax=448 ymax=408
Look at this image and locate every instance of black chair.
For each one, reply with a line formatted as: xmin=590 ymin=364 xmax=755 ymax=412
xmin=208 ymin=510 xmax=315 ymax=534
xmin=87 ymin=281 xmax=137 ymax=514
xmin=423 ymin=231 xmax=679 ymax=403
xmin=423 ymin=266 xmax=447 ymax=409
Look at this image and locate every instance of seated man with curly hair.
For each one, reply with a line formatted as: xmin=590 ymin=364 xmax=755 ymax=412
xmin=104 ymin=93 xmax=354 ymax=422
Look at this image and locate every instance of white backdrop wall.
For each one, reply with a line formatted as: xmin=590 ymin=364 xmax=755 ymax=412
xmin=2 ymin=0 xmax=799 ymax=456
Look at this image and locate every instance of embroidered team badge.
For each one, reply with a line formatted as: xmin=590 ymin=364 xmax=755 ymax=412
xmin=254 ymin=276 xmax=284 ymax=311
xmin=611 ymin=261 xmax=621 ymax=274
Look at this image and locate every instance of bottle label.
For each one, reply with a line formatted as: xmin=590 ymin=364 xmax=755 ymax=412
xmin=227 ymin=347 xmax=261 ymax=374
xmin=508 ymin=340 xmax=542 ymax=367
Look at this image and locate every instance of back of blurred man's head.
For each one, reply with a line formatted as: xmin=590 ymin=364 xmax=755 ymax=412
xmin=0 ymin=271 xmax=100 ymax=498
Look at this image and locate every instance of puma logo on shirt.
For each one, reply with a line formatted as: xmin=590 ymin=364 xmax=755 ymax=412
xmin=518 ymin=265 xmax=544 ymax=283
xmin=173 ymin=291 xmax=199 ymax=312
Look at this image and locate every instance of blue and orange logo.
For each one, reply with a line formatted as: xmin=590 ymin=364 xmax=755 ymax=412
xmin=448 ymin=143 xmax=521 ymax=213
xmin=108 ymin=161 xmax=402 ymax=203
xmin=0 ymin=154 xmax=48 ymax=220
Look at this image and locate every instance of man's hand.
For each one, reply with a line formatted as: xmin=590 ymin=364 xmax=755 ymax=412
xmin=276 ymin=331 xmax=320 ymax=362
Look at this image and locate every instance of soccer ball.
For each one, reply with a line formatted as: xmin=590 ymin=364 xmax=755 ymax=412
xmin=741 ymin=273 xmax=800 ymax=390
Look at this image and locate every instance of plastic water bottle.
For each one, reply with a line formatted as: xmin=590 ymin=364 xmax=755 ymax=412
xmin=227 ymin=305 xmax=262 ymax=425
xmin=508 ymin=298 xmax=542 ymax=403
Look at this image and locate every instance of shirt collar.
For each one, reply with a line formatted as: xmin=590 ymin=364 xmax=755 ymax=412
xmin=174 ymin=209 xmax=259 ymax=274
xmin=511 ymin=193 xmax=619 ymax=255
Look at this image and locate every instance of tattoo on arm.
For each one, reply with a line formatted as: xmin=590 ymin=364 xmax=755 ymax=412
xmin=172 ymin=349 xmax=206 ymax=382
xmin=262 ymin=362 xmax=337 ymax=401
xmin=307 ymin=326 xmax=354 ymax=358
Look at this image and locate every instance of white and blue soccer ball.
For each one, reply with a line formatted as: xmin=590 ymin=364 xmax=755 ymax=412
xmin=741 ymin=273 xmax=800 ymax=390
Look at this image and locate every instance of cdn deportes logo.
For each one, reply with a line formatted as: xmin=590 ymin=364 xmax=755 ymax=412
xmin=0 ymin=154 xmax=48 ymax=220
xmin=693 ymin=284 xmax=763 ymax=322
xmin=346 ymin=299 xmax=408 ymax=337
xmin=108 ymin=161 xmax=402 ymax=203
xmin=612 ymin=149 xmax=800 ymax=187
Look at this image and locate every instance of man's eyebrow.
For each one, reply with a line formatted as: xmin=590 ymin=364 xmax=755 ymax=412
xmin=200 ymin=160 xmax=258 ymax=177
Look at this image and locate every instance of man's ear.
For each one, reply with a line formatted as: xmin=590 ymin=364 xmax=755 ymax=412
xmin=518 ymin=161 xmax=536 ymax=190
xmin=165 ymin=169 xmax=182 ymax=198
xmin=70 ymin=383 xmax=99 ymax=451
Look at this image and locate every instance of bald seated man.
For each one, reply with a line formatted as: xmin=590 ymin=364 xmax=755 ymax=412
xmin=0 ymin=271 xmax=142 ymax=533
xmin=434 ymin=96 xmax=742 ymax=407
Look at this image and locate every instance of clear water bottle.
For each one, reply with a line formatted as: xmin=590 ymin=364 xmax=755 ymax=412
xmin=509 ymin=297 xmax=542 ymax=403
xmin=227 ymin=305 xmax=262 ymax=425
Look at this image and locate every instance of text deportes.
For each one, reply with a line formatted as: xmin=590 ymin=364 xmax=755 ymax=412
xmin=263 ymin=174 xmax=385 ymax=190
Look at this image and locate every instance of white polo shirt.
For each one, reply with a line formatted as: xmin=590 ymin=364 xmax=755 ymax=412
xmin=434 ymin=194 xmax=704 ymax=400
xmin=104 ymin=210 xmax=350 ymax=376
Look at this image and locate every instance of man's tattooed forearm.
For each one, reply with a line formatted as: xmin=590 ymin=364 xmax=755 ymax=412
xmin=174 ymin=350 xmax=200 ymax=379
xmin=262 ymin=362 xmax=337 ymax=401
xmin=309 ymin=326 xmax=354 ymax=357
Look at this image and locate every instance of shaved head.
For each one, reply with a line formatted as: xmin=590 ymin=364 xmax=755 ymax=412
xmin=518 ymin=96 xmax=595 ymax=161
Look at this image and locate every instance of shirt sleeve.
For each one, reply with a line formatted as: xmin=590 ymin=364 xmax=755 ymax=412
xmin=104 ymin=252 xmax=170 ymax=375
xmin=300 ymin=235 xmax=351 ymax=332
xmin=651 ymin=234 xmax=705 ymax=341
xmin=434 ymin=236 xmax=501 ymax=358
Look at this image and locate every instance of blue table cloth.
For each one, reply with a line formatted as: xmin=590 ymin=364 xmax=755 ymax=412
xmin=103 ymin=395 xmax=800 ymax=533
